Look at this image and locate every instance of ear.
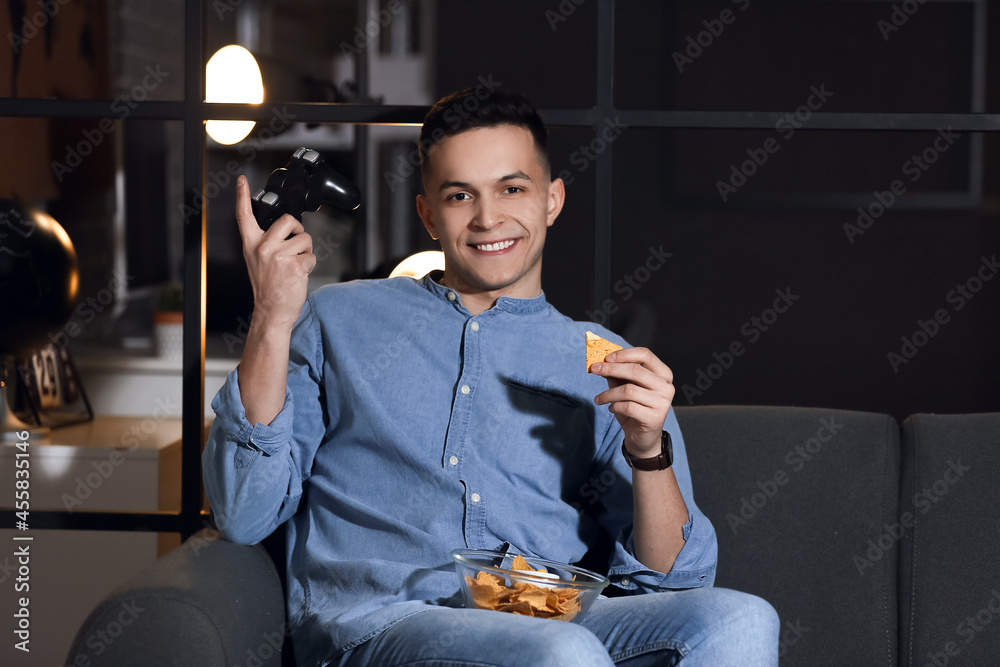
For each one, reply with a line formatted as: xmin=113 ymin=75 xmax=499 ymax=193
xmin=545 ymin=177 xmax=566 ymax=228
xmin=416 ymin=194 xmax=439 ymax=240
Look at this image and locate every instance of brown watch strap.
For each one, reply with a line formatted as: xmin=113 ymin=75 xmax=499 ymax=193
xmin=621 ymin=431 xmax=673 ymax=471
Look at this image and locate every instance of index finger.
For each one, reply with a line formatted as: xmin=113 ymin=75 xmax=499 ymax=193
xmin=235 ymin=175 xmax=263 ymax=244
xmin=596 ymin=347 xmax=673 ymax=383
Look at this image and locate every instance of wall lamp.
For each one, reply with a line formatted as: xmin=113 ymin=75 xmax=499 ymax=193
xmin=205 ymin=45 xmax=264 ymax=145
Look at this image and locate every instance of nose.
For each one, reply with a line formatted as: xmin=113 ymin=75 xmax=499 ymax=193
xmin=473 ymin=196 xmax=505 ymax=230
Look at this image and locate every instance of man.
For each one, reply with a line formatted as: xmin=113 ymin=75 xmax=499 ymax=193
xmin=203 ymin=87 xmax=778 ymax=666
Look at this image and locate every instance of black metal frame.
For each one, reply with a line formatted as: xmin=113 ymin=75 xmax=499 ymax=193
xmin=1 ymin=0 xmax=995 ymax=539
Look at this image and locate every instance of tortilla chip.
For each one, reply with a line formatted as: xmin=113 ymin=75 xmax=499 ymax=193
xmin=463 ymin=555 xmax=584 ymax=620
xmin=586 ymin=331 xmax=623 ymax=372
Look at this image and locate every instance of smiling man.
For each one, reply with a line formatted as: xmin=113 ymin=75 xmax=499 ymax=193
xmin=415 ymin=122 xmax=560 ymax=314
xmin=203 ymin=87 xmax=778 ymax=666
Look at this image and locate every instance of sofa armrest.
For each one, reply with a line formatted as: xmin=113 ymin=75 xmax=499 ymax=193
xmin=899 ymin=412 xmax=1000 ymax=667
xmin=65 ymin=528 xmax=286 ymax=667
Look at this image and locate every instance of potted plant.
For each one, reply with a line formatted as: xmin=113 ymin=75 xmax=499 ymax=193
xmin=153 ymin=282 xmax=183 ymax=359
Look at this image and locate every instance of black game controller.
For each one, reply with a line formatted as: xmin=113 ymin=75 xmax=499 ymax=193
xmin=250 ymin=147 xmax=362 ymax=231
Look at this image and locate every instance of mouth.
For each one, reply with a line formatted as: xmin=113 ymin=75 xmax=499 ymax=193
xmin=470 ymin=239 xmax=518 ymax=254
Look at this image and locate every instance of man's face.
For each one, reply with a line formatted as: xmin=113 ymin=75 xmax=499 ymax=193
xmin=416 ymin=125 xmax=564 ymax=302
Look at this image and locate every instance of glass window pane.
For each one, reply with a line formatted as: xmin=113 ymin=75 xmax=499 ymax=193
xmin=205 ymin=121 xmax=365 ymax=361
xmin=612 ymin=128 xmax=999 ymax=420
xmin=204 ymin=0 xmax=596 ymax=108
xmin=546 ymin=127 xmax=599 ymax=321
xmin=1 ymin=116 xmax=184 ymax=354
xmin=434 ymin=0 xmax=598 ymax=108
xmin=1 ymin=0 xmax=184 ymax=101
xmin=616 ymin=1 xmax=979 ymax=113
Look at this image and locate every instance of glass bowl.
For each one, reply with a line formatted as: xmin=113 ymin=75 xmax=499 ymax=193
xmin=451 ymin=548 xmax=609 ymax=623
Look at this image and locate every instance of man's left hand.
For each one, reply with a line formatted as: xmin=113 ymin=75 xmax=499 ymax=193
xmin=591 ymin=348 xmax=675 ymax=458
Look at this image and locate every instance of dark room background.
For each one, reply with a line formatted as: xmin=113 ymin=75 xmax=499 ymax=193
xmin=2 ymin=2 xmax=999 ymax=664
xmin=2 ymin=0 xmax=998 ymax=422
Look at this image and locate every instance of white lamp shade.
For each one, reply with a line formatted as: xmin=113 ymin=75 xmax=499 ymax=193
xmin=205 ymin=45 xmax=264 ymax=145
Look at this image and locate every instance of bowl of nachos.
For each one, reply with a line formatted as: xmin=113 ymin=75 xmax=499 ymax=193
xmin=451 ymin=549 xmax=609 ymax=623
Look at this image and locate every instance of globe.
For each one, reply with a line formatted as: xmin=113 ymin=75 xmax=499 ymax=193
xmin=0 ymin=199 xmax=79 ymax=356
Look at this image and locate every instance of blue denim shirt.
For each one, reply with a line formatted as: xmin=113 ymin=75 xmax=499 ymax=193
xmin=203 ymin=274 xmax=717 ymax=666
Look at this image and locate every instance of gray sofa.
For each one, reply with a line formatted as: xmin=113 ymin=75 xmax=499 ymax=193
xmin=65 ymin=406 xmax=1000 ymax=666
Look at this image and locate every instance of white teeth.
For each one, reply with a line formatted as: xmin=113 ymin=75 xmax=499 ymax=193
xmin=475 ymin=240 xmax=515 ymax=252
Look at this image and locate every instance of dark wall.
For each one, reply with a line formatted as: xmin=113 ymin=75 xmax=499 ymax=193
xmin=436 ymin=0 xmax=1000 ymax=422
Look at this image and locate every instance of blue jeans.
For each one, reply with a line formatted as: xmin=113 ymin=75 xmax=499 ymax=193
xmin=338 ymin=588 xmax=779 ymax=666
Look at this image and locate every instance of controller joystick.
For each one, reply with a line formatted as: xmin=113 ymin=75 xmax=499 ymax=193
xmin=250 ymin=147 xmax=362 ymax=232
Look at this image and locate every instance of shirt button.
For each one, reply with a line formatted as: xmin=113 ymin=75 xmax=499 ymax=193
xmin=449 ymin=455 xmax=459 ymax=466
xmin=470 ymin=321 xmax=479 ymax=331
xmin=447 ymin=291 xmax=457 ymax=301
xmin=621 ymin=576 xmax=631 ymax=586
xmin=471 ymin=493 xmax=481 ymax=503
xmin=461 ymin=385 xmax=470 ymax=395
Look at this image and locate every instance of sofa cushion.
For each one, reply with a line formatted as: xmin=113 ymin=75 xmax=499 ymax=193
xmin=65 ymin=528 xmax=287 ymax=667
xmin=899 ymin=412 xmax=1000 ymax=667
xmin=676 ymin=405 xmax=899 ymax=667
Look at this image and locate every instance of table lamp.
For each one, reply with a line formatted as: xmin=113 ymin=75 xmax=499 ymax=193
xmin=0 ymin=199 xmax=79 ymax=441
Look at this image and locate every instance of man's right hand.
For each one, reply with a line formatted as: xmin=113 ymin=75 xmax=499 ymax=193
xmin=235 ymin=174 xmax=316 ymax=426
xmin=236 ymin=174 xmax=316 ymax=334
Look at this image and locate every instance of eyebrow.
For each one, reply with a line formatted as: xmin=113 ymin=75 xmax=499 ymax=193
xmin=438 ymin=171 xmax=533 ymax=192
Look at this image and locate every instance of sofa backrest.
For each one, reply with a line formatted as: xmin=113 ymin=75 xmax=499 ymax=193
xmin=898 ymin=412 xmax=1000 ymax=667
xmin=676 ymin=405 xmax=900 ymax=667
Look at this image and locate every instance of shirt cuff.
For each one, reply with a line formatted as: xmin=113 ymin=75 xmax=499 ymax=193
xmin=607 ymin=514 xmax=718 ymax=592
xmin=210 ymin=366 xmax=295 ymax=457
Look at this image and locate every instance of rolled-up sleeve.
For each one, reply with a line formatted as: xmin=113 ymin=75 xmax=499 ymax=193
xmin=599 ymin=409 xmax=718 ymax=592
xmin=202 ymin=296 xmax=327 ymax=545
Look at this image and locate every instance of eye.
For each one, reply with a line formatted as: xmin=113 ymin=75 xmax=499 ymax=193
xmin=448 ymin=192 xmax=471 ymax=202
xmin=503 ymin=186 xmax=524 ymax=194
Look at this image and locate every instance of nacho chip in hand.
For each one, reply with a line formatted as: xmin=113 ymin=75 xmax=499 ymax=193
xmin=586 ymin=331 xmax=623 ymax=372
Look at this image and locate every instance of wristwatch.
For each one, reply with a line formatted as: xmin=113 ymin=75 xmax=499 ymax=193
xmin=621 ymin=431 xmax=673 ymax=471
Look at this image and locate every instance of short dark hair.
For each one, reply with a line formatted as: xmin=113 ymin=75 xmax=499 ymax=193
xmin=418 ymin=86 xmax=550 ymax=180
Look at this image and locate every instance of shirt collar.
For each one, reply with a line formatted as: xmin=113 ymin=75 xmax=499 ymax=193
xmin=418 ymin=271 xmax=549 ymax=315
